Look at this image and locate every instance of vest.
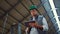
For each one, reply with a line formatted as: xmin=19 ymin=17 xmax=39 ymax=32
xmin=29 ymin=15 xmax=46 ymax=34
xmin=30 ymin=15 xmax=43 ymax=25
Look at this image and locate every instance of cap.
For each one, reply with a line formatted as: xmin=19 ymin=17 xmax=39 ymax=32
xmin=29 ymin=5 xmax=37 ymax=10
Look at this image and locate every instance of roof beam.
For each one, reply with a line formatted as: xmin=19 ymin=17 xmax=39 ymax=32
xmin=0 ymin=26 xmax=9 ymax=33
xmin=5 ymin=0 xmax=32 ymax=33
xmin=0 ymin=12 xmax=4 ymax=18
xmin=0 ymin=0 xmax=20 ymax=18
xmin=1 ymin=0 xmax=24 ymax=25
xmin=5 ymin=0 xmax=31 ymax=22
xmin=0 ymin=6 xmax=25 ymax=34
xmin=5 ymin=0 xmax=26 ymax=18
xmin=19 ymin=0 xmax=30 ymax=14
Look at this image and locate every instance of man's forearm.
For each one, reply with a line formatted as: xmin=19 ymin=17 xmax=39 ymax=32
xmin=29 ymin=22 xmax=43 ymax=30
xmin=35 ymin=25 xmax=43 ymax=31
xmin=37 ymin=25 xmax=43 ymax=30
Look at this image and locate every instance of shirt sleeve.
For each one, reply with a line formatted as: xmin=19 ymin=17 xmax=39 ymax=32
xmin=42 ymin=17 xmax=49 ymax=31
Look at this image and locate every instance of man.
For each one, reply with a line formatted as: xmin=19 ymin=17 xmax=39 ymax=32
xmin=25 ymin=5 xmax=48 ymax=34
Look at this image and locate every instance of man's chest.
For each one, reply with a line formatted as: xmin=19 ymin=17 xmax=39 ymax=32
xmin=30 ymin=15 xmax=43 ymax=25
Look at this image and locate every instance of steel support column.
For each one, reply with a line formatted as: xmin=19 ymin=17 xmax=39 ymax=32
xmin=18 ymin=23 xmax=21 ymax=34
xmin=2 ymin=13 xmax=8 ymax=34
xmin=10 ymin=25 xmax=14 ymax=34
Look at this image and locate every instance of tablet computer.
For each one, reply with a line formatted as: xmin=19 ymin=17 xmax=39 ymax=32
xmin=25 ymin=20 xmax=35 ymax=27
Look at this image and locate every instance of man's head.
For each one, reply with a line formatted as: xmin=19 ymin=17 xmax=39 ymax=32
xmin=30 ymin=9 xmax=38 ymax=17
xmin=29 ymin=5 xmax=38 ymax=17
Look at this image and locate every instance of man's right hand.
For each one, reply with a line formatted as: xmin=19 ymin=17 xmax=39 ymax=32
xmin=29 ymin=22 xmax=43 ymax=30
xmin=29 ymin=22 xmax=38 ymax=27
xmin=29 ymin=23 xmax=35 ymax=27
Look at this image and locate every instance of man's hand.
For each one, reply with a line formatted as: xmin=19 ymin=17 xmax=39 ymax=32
xmin=29 ymin=22 xmax=38 ymax=27
xmin=29 ymin=22 xmax=43 ymax=30
xmin=29 ymin=23 xmax=35 ymax=27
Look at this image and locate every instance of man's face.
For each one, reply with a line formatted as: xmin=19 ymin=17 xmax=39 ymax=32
xmin=30 ymin=9 xmax=37 ymax=16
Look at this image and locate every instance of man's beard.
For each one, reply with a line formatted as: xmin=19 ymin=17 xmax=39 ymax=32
xmin=33 ymin=14 xmax=38 ymax=17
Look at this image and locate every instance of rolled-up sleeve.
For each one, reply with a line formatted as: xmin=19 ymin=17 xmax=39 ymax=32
xmin=42 ymin=17 xmax=48 ymax=31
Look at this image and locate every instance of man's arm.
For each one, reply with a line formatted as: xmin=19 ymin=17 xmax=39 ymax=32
xmin=32 ymin=22 xmax=43 ymax=30
xmin=42 ymin=17 xmax=48 ymax=31
xmin=34 ymin=17 xmax=48 ymax=31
